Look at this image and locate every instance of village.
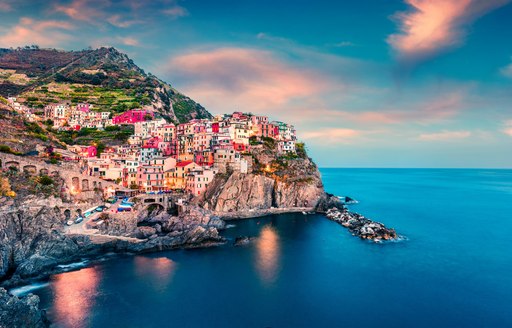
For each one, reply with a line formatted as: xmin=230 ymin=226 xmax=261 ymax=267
xmin=5 ymin=97 xmax=298 ymax=199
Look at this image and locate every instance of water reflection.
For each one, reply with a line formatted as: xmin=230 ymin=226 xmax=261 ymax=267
xmin=255 ymin=225 xmax=281 ymax=285
xmin=52 ymin=266 xmax=101 ymax=328
xmin=134 ymin=256 xmax=177 ymax=291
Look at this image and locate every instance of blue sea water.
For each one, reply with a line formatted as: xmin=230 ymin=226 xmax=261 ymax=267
xmin=25 ymin=169 xmax=512 ymax=327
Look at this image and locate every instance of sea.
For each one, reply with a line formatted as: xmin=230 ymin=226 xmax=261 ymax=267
xmin=14 ymin=169 xmax=512 ymax=328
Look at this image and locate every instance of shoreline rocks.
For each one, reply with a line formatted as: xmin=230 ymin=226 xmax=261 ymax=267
xmin=325 ymin=207 xmax=399 ymax=242
xmin=0 ymin=287 xmax=49 ymax=328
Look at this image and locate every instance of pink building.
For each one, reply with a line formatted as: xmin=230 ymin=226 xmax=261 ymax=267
xmin=142 ymin=136 xmax=161 ymax=149
xmin=76 ymin=103 xmax=91 ymax=112
xmin=186 ymin=169 xmax=215 ymax=196
xmin=194 ymin=150 xmax=214 ymax=166
xmin=252 ymin=115 xmax=268 ymax=125
xmin=112 ymin=110 xmax=153 ymax=125
xmin=137 ymin=165 xmax=164 ymax=192
xmin=70 ymin=145 xmax=97 ymax=158
xmin=257 ymin=123 xmax=279 ymax=138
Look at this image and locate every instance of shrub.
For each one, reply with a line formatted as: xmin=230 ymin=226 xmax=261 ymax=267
xmin=104 ymin=125 xmax=120 ymax=132
xmin=38 ymin=175 xmax=54 ymax=186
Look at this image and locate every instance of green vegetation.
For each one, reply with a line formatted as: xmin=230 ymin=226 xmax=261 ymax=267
xmin=249 ymin=136 xmax=260 ymax=146
xmin=295 ymin=142 xmax=307 ymax=159
xmin=0 ymin=145 xmax=22 ymax=155
xmin=55 ymin=125 xmax=134 ymax=147
xmin=36 ymin=175 xmax=54 ymax=186
xmin=262 ymin=136 xmax=276 ymax=149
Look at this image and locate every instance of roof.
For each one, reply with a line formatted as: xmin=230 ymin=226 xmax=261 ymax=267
xmin=176 ymin=160 xmax=193 ymax=167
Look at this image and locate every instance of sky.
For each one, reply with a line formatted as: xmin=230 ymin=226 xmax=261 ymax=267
xmin=1 ymin=0 xmax=511 ymax=168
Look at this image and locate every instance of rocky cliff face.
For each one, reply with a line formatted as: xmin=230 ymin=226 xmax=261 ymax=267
xmin=0 ymin=197 xmax=79 ymax=282
xmin=197 ymin=154 xmax=326 ymax=218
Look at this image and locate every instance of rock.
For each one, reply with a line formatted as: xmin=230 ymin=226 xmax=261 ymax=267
xmin=0 ymin=288 xmax=49 ymax=328
xmin=135 ymin=226 xmax=157 ymax=239
xmin=325 ymin=207 xmax=399 ymax=242
xmin=196 ymin=155 xmax=325 ymax=217
xmin=15 ymin=255 xmax=58 ymax=279
xmin=234 ymin=236 xmax=252 ymax=246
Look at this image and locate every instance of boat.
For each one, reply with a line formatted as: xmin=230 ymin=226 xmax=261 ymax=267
xmin=302 ymin=211 xmax=307 ymax=215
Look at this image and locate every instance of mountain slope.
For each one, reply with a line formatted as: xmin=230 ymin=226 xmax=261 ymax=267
xmin=0 ymin=47 xmax=211 ymax=123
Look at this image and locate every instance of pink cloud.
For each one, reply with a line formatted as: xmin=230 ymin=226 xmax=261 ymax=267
xmin=503 ymin=120 xmax=512 ymax=136
xmin=301 ymin=128 xmax=363 ymax=143
xmin=388 ymin=0 xmax=510 ymax=62
xmin=107 ymin=14 xmax=144 ymax=28
xmin=418 ymin=130 xmax=471 ymax=141
xmin=0 ymin=2 xmax=12 ymax=11
xmin=164 ymin=47 xmax=332 ymax=112
xmin=0 ymin=17 xmax=73 ymax=48
xmin=119 ymin=36 xmax=140 ymax=46
xmin=54 ymin=0 xmax=106 ymax=24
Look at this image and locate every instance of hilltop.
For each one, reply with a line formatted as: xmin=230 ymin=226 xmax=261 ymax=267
xmin=0 ymin=46 xmax=211 ymax=123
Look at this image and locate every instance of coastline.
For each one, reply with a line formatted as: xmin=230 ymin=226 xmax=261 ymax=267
xmin=0 ymin=207 xmax=317 ymax=291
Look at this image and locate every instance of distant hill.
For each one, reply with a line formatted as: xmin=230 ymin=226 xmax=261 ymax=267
xmin=0 ymin=46 xmax=211 ymax=123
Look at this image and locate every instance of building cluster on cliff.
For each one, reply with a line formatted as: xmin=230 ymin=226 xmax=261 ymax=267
xmin=6 ymin=98 xmax=297 ymax=196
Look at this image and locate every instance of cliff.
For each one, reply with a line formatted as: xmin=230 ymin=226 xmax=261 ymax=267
xmin=197 ymin=144 xmax=329 ymax=218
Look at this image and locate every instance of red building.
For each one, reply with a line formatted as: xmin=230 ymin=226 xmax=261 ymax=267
xmin=212 ymin=122 xmax=220 ymax=133
xmin=112 ymin=109 xmax=153 ymax=125
xmin=142 ymin=136 xmax=161 ymax=149
xmin=233 ymin=142 xmax=249 ymax=152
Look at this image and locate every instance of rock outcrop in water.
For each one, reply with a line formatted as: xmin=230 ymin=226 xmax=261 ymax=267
xmin=0 ymin=287 xmax=49 ymax=328
xmin=325 ymin=207 xmax=398 ymax=242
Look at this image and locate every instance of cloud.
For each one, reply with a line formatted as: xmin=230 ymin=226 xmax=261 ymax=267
xmin=0 ymin=17 xmax=73 ymax=48
xmin=503 ymin=120 xmax=512 ymax=136
xmin=330 ymin=41 xmax=355 ymax=48
xmin=163 ymin=47 xmax=332 ymax=112
xmin=107 ymin=14 xmax=144 ymax=28
xmin=53 ymin=0 xmax=106 ymax=24
xmin=118 ymin=36 xmax=140 ymax=46
xmin=53 ymin=0 xmax=188 ymax=28
xmin=500 ymin=58 xmax=512 ymax=78
xmin=388 ymin=0 xmax=511 ymax=64
xmin=301 ymin=128 xmax=364 ymax=143
xmin=418 ymin=130 xmax=471 ymax=141
xmin=162 ymin=5 xmax=188 ymax=19
xmin=0 ymin=2 xmax=12 ymax=11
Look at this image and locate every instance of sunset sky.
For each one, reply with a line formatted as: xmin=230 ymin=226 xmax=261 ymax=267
xmin=1 ymin=0 xmax=511 ymax=167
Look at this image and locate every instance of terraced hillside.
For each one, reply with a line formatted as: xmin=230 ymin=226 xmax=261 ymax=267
xmin=0 ymin=46 xmax=211 ymax=123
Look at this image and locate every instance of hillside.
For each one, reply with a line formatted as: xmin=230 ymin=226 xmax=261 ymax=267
xmin=0 ymin=99 xmax=63 ymax=154
xmin=0 ymin=47 xmax=211 ymax=123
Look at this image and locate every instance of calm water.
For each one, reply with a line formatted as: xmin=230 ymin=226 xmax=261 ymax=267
xmin=24 ymin=169 xmax=512 ymax=327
